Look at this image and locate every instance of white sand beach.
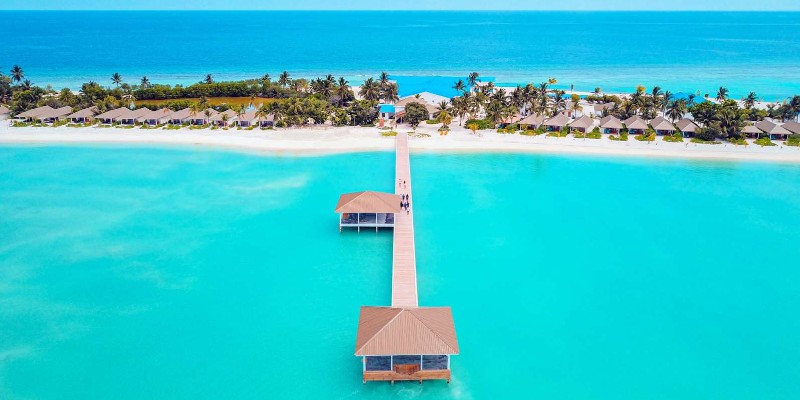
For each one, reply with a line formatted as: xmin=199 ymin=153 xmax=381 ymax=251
xmin=1 ymin=121 xmax=799 ymax=163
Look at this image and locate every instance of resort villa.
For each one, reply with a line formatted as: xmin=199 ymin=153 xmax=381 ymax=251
xmin=650 ymin=116 xmax=677 ymax=135
xmin=167 ymin=108 xmax=192 ymax=125
xmin=335 ymin=191 xmax=400 ymax=231
xmin=210 ymin=109 xmax=238 ymax=127
xmin=385 ymin=92 xmax=449 ymax=126
xmin=624 ymin=115 xmax=648 ymax=135
xmin=676 ymin=118 xmax=699 ymax=138
xmin=518 ymin=113 xmax=545 ymax=130
xmin=186 ymin=109 xmax=218 ymax=125
xmin=140 ymin=108 xmax=173 ymax=126
xmin=569 ymin=115 xmax=596 ymax=133
xmin=95 ymin=107 xmax=130 ymax=125
xmin=66 ymin=106 xmax=98 ymax=124
xmin=117 ymin=107 xmax=152 ymax=125
xmin=543 ymin=113 xmax=569 ymax=132
xmin=756 ymin=120 xmax=793 ymax=141
xmin=783 ymin=121 xmax=800 ymax=135
xmin=17 ymin=105 xmax=73 ymax=123
xmin=599 ymin=115 xmax=623 ymax=134
xmin=237 ymin=111 xmax=259 ymax=127
xmin=742 ymin=124 xmax=762 ymax=138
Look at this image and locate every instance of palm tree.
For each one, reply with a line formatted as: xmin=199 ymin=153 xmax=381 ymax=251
xmin=467 ymin=72 xmax=480 ymax=87
xmin=381 ymin=82 xmax=399 ymax=103
xmin=551 ymin=90 xmax=566 ymax=115
xmin=21 ymin=79 xmax=32 ymax=90
xmin=10 ymin=65 xmax=24 ymax=83
xmin=716 ymin=86 xmax=729 ymax=103
xmin=221 ymin=113 xmax=230 ymax=127
xmin=452 ymin=79 xmax=466 ymax=94
xmin=378 ymin=72 xmax=390 ymax=89
xmin=433 ymin=100 xmax=451 ymax=120
xmin=593 ymin=87 xmax=602 ymax=96
xmin=203 ymin=109 xmax=212 ymax=125
xmin=666 ymin=99 xmax=686 ymax=122
xmin=204 ymin=74 xmax=214 ymax=84
xmin=335 ymin=77 xmax=351 ymax=106
xmin=140 ymin=76 xmax=151 ymax=88
xmin=261 ymin=74 xmax=270 ymax=84
xmin=111 ymin=73 xmax=122 ymax=88
xmin=278 ymin=71 xmax=291 ymax=88
xmin=743 ymin=92 xmax=758 ymax=109
xmin=451 ymin=96 xmax=467 ymax=126
xmin=359 ymin=78 xmax=381 ymax=102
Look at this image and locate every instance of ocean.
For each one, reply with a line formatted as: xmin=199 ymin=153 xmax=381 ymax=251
xmin=1 ymin=145 xmax=799 ymax=399
xmin=1 ymin=11 xmax=800 ymax=100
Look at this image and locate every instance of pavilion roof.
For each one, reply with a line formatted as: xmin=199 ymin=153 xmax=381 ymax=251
xmin=355 ymin=306 xmax=459 ymax=356
xmin=599 ymin=115 xmax=623 ymax=129
xmin=141 ymin=108 xmax=173 ymax=120
xmin=0 ymin=105 xmax=11 ymax=115
xmin=543 ymin=113 xmax=569 ymax=127
xmin=210 ymin=109 xmax=239 ymax=122
xmin=168 ymin=108 xmax=193 ymax=120
xmin=95 ymin=107 xmax=129 ymax=120
xmin=742 ymin=125 xmax=761 ymax=134
xmin=238 ymin=110 xmax=260 ymax=122
xmin=336 ymin=191 xmax=401 ymax=213
xmin=650 ymin=116 xmax=675 ymax=131
xmin=780 ymin=121 xmax=800 ymax=134
xmin=17 ymin=105 xmax=55 ymax=118
xmin=756 ymin=120 xmax=792 ymax=135
xmin=624 ymin=116 xmax=648 ymax=130
xmin=518 ymin=113 xmax=545 ymax=126
xmin=569 ymin=115 xmax=596 ymax=130
xmin=676 ymin=118 xmax=698 ymax=133
xmin=67 ymin=106 xmax=98 ymax=119
xmin=37 ymin=106 xmax=72 ymax=119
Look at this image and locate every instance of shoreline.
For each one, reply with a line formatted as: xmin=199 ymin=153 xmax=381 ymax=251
xmin=2 ymin=124 xmax=800 ymax=163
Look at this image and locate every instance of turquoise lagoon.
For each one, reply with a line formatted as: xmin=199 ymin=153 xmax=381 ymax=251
xmin=1 ymin=146 xmax=800 ymax=399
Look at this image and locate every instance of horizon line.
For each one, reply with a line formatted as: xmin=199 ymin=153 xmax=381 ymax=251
xmin=2 ymin=9 xmax=800 ymax=12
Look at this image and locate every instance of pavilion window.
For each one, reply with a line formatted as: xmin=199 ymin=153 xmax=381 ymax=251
xmin=364 ymin=356 xmax=391 ymax=371
xmin=422 ymin=355 xmax=449 ymax=370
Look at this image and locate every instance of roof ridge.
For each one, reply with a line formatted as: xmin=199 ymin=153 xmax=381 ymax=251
xmin=407 ymin=308 xmax=457 ymax=353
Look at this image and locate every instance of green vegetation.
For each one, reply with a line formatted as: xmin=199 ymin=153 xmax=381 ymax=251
xmin=404 ymin=102 xmax=429 ymax=130
xmin=380 ymin=131 xmax=398 ymax=137
xmin=690 ymin=138 xmax=722 ymax=145
xmin=754 ymin=137 xmax=777 ymax=146
xmin=463 ymin=119 xmax=494 ymax=130
xmin=728 ymin=137 xmax=748 ymax=146
xmin=787 ymin=134 xmax=800 ymax=146
xmin=663 ymin=132 xmax=684 ymax=142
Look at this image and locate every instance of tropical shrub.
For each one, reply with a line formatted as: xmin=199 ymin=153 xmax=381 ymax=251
xmin=754 ymin=137 xmax=777 ymax=146
xmin=463 ymin=119 xmax=494 ymax=130
xmin=787 ymin=134 xmax=800 ymax=146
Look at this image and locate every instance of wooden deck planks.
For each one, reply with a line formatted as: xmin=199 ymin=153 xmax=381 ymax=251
xmin=392 ymin=133 xmax=418 ymax=308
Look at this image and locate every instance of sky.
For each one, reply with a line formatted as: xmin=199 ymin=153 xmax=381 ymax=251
xmin=2 ymin=0 xmax=800 ymax=11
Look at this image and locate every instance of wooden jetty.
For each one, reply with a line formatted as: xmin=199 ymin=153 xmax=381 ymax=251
xmin=338 ymin=133 xmax=459 ymax=384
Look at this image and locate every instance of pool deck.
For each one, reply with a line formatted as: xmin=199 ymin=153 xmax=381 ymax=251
xmin=392 ymin=133 xmax=418 ymax=308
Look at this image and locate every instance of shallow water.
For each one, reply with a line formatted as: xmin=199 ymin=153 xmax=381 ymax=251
xmin=1 ymin=146 xmax=799 ymax=399
xmin=1 ymin=11 xmax=800 ymax=99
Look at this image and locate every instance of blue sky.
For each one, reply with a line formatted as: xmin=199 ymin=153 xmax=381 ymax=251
xmin=2 ymin=0 xmax=800 ymax=11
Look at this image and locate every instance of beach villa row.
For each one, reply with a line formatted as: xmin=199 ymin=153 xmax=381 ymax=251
xmin=10 ymin=105 xmax=275 ymax=128
xmin=508 ymin=113 xmax=799 ymax=141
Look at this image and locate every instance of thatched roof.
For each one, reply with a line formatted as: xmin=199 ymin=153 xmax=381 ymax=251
xmin=335 ymin=191 xmax=401 ymax=213
xmin=17 ymin=105 xmax=55 ymax=118
xmin=781 ymin=121 xmax=800 ymax=134
xmin=238 ymin=110 xmax=259 ymax=122
xmin=95 ymin=107 xmax=129 ymax=120
xmin=0 ymin=105 xmax=11 ymax=115
xmin=543 ymin=113 xmax=569 ymax=127
xmin=624 ymin=116 xmax=648 ymax=130
xmin=599 ymin=115 xmax=623 ymax=130
xmin=355 ymin=306 xmax=459 ymax=356
xmin=676 ymin=119 xmax=698 ymax=133
xmin=650 ymin=116 xmax=675 ymax=131
xmin=756 ymin=120 xmax=792 ymax=135
xmin=569 ymin=115 xmax=596 ymax=130
xmin=742 ymin=125 xmax=761 ymax=134
xmin=209 ymin=109 xmax=238 ymax=122
xmin=518 ymin=113 xmax=545 ymax=126
xmin=67 ymin=106 xmax=99 ymax=119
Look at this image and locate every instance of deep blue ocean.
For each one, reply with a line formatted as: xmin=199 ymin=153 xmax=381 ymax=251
xmin=1 ymin=11 xmax=800 ymax=99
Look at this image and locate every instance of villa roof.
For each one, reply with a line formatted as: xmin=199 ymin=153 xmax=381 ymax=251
xmin=518 ymin=113 xmax=545 ymax=126
xmin=599 ymin=115 xmax=623 ymax=129
xmin=37 ymin=106 xmax=72 ymax=120
xmin=543 ymin=113 xmax=569 ymax=127
xmin=569 ymin=115 xmax=596 ymax=130
xmin=395 ymin=92 xmax=449 ymax=107
xmin=95 ymin=107 xmax=129 ymax=120
xmin=168 ymin=108 xmax=193 ymax=121
xmin=593 ymin=102 xmax=614 ymax=112
xmin=117 ymin=108 xmax=151 ymax=120
xmin=650 ymin=116 xmax=675 ymax=131
xmin=742 ymin=125 xmax=761 ymax=134
xmin=238 ymin=110 xmax=259 ymax=122
xmin=624 ymin=116 xmax=648 ymax=130
xmin=67 ymin=106 xmax=98 ymax=119
xmin=355 ymin=306 xmax=459 ymax=356
xmin=676 ymin=118 xmax=698 ymax=133
xmin=141 ymin=108 xmax=173 ymax=120
xmin=210 ymin=109 xmax=238 ymax=122
xmin=335 ymin=191 xmax=402 ymax=213
xmin=756 ymin=120 xmax=792 ymax=135
xmin=781 ymin=121 xmax=800 ymax=134
xmin=0 ymin=105 xmax=10 ymax=115
xmin=17 ymin=105 xmax=55 ymax=118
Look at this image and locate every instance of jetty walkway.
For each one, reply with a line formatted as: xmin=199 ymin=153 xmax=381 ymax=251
xmin=391 ymin=133 xmax=418 ymax=308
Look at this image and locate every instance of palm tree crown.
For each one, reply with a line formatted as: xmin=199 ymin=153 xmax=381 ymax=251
xmin=111 ymin=73 xmax=122 ymax=88
xmin=10 ymin=65 xmax=24 ymax=83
